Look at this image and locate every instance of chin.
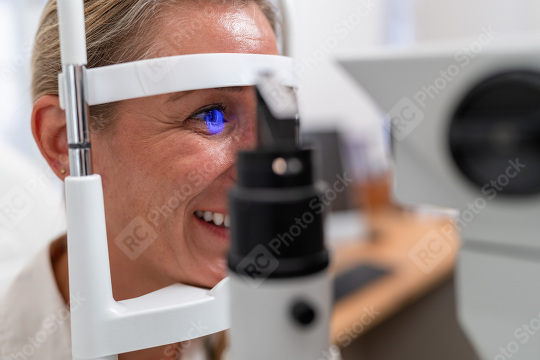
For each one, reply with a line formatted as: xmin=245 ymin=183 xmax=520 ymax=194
xmin=181 ymin=216 xmax=230 ymax=287
xmin=205 ymin=258 xmax=229 ymax=287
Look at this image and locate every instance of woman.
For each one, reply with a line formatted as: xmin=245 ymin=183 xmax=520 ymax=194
xmin=0 ymin=0 xmax=280 ymax=359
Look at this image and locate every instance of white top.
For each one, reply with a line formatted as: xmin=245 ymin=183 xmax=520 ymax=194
xmin=0 ymin=240 xmax=213 ymax=360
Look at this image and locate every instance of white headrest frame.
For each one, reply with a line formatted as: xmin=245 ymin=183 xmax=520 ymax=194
xmin=59 ymin=53 xmax=296 ymax=109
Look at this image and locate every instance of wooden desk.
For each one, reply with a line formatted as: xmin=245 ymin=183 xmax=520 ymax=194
xmin=330 ymin=208 xmax=460 ymax=346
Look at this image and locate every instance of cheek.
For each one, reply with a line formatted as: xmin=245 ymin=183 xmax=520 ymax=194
xmin=129 ymin=132 xmax=237 ymax=208
xmin=144 ymin=139 xmax=236 ymax=233
xmin=176 ymin=138 xmax=236 ymax=190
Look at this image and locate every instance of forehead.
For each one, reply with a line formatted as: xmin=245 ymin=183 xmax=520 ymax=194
xmin=151 ymin=2 xmax=279 ymax=57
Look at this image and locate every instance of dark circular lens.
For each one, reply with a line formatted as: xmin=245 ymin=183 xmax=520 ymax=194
xmin=449 ymin=71 xmax=540 ymax=196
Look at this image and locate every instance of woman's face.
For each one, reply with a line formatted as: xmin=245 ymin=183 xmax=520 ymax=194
xmin=91 ymin=2 xmax=279 ymax=291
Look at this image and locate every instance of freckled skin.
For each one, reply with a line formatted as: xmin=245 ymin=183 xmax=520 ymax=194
xmin=90 ymin=1 xmax=278 ymax=306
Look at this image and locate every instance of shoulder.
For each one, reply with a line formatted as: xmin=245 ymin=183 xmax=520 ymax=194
xmin=0 ymin=238 xmax=72 ymax=360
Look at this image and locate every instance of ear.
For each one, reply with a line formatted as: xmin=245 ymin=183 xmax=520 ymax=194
xmin=31 ymin=95 xmax=70 ymax=180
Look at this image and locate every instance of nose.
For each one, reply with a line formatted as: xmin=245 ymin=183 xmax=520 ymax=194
xmin=225 ymin=130 xmax=257 ymax=183
xmin=223 ymin=87 xmax=260 ymax=182
xmin=224 ymin=115 xmax=258 ymax=183
xmin=226 ymin=163 xmax=238 ymax=182
xmin=241 ymin=122 xmax=258 ymax=152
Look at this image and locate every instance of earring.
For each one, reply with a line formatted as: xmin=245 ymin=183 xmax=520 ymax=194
xmin=60 ymin=168 xmax=66 ymax=175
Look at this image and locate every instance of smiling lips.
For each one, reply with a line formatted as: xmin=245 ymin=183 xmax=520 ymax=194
xmin=195 ymin=210 xmax=231 ymax=228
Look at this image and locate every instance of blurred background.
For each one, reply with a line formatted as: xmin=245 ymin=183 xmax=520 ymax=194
xmin=2 ymin=0 xmax=540 ymax=358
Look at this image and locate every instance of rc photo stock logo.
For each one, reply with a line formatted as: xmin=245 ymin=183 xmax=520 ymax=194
xmin=159 ymin=320 xmax=209 ymax=360
xmin=493 ymin=310 xmax=540 ymax=360
xmin=114 ymin=216 xmax=158 ymax=260
xmin=5 ymin=292 xmax=86 ymax=360
xmin=236 ymin=244 xmax=280 ymax=288
xmin=235 ymin=171 xmax=353 ymax=288
xmin=386 ymin=26 xmax=498 ymax=142
xmin=409 ymin=229 xmax=452 ymax=274
xmin=135 ymin=56 xmax=173 ymax=92
xmin=0 ymin=186 xmax=36 ymax=231
xmin=386 ymin=97 xmax=425 ymax=142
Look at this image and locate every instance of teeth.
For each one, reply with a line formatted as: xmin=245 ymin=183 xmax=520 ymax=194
xmin=195 ymin=210 xmax=230 ymax=228
xmin=203 ymin=211 xmax=213 ymax=222
xmin=213 ymin=213 xmax=224 ymax=226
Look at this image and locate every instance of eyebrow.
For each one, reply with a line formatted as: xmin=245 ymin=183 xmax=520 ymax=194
xmin=166 ymin=86 xmax=247 ymax=103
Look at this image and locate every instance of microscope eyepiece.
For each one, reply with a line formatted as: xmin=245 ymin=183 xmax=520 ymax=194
xmin=227 ymin=72 xmax=334 ymax=360
xmin=228 ymin=74 xmax=328 ymax=279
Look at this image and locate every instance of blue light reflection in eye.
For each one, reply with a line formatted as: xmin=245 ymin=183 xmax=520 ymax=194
xmin=204 ymin=109 xmax=226 ymax=135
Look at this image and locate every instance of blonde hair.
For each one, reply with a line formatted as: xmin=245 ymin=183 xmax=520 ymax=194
xmin=32 ymin=0 xmax=277 ymax=133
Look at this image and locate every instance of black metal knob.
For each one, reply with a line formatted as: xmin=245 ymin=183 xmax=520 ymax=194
xmin=291 ymin=300 xmax=317 ymax=327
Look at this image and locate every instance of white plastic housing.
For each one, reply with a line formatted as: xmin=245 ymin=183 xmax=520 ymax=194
xmin=339 ymin=34 xmax=540 ymax=249
xmin=228 ymin=271 xmax=333 ymax=360
xmin=65 ymin=175 xmax=229 ymax=359
xmin=457 ymin=245 xmax=540 ymax=360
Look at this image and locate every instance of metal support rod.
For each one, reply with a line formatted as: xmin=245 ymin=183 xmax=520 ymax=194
xmin=63 ymin=64 xmax=92 ymax=177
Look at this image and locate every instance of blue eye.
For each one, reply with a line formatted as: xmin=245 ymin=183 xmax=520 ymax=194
xmin=201 ymin=109 xmax=226 ymax=135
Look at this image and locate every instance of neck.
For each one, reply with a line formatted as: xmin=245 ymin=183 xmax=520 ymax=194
xmin=51 ymin=235 xmax=70 ymax=304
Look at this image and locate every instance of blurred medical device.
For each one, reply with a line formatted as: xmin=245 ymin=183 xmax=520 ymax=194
xmin=340 ymin=33 xmax=540 ymax=360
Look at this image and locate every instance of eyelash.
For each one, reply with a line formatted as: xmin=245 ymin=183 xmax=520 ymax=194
xmin=188 ymin=103 xmax=229 ymax=135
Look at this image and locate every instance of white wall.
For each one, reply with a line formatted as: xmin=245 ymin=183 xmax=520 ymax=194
xmin=293 ymin=0 xmax=385 ymax=132
xmin=0 ymin=0 xmax=47 ymax=162
xmin=292 ymin=0 xmax=390 ymax=174
xmin=415 ymin=0 xmax=540 ymax=42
